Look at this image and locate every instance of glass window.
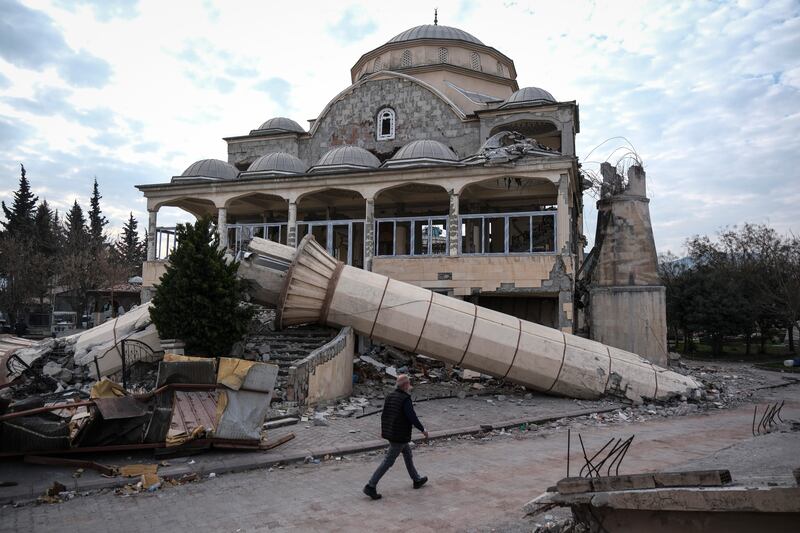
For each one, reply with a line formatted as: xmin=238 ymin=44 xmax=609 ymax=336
xmin=461 ymin=218 xmax=482 ymax=254
xmin=532 ymin=215 xmax=555 ymax=252
xmin=377 ymin=221 xmax=394 ymax=255
xmin=332 ymin=224 xmax=349 ymax=262
xmin=297 ymin=224 xmax=309 ymax=246
xmin=395 ymin=221 xmax=411 ymax=255
xmin=267 ymin=225 xmax=281 ymax=244
xmin=431 ymin=219 xmax=447 ymax=255
xmin=413 ymin=220 xmax=429 ymax=255
xmin=509 ymin=216 xmax=531 ymax=253
xmin=376 ymin=108 xmax=395 ymax=141
xmin=351 ymin=222 xmax=364 ymax=268
xmin=311 ymin=225 xmax=327 ymax=249
xmin=484 ymin=217 xmax=505 ymax=254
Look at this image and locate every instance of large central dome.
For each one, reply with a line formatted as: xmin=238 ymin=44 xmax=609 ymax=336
xmin=387 ymin=24 xmax=483 ymax=45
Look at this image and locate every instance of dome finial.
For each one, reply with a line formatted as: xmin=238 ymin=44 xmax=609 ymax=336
xmin=434 ymin=7 xmax=438 ymax=25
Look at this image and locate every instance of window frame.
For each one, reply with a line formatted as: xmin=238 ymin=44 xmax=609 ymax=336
xmin=376 ymin=107 xmax=396 ymax=141
xmin=374 ymin=215 xmax=449 ymax=257
xmin=459 ymin=210 xmax=557 ymax=256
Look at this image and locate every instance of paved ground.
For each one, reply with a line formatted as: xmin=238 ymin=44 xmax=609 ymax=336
xmin=3 ymin=380 xmax=798 ymax=533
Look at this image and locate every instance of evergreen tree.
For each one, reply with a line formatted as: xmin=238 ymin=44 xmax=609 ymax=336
xmin=114 ymin=212 xmax=145 ymax=277
xmin=65 ymin=200 xmax=89 ymax=248
xmin=34 ymin=200 xmax=60 ymax=257
xmin=150 ymin=217 xmax=252 ymax=356
xmin=1 ymin=163 xmax=38 ymax=238
xmin=87 ymin=178 xmax=108 ymax=248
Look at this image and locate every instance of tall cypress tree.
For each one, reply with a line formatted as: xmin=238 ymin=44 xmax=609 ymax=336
xmin=87 ymin=177 xmax=107 ymax=249
xmin=65 ymin=200 xmax=89 ymax=248
xmin=34 ymin=200 xmax=60 ymax=256
xmin=1 ymin=163 xmax=38 ymax=238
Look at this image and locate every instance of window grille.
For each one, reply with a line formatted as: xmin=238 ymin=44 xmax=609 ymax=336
xmin=373 ymin=56 xmax=382 ymax=71
xmin=471 ymin=52 xmax=481 ymax=70
xmin=401 ymin=49 xmax=412 ymax=68
xmin=439 ymin=47 xmax=448 ymax=63
xmin=496 ymin=61 xmax=503 ymax=75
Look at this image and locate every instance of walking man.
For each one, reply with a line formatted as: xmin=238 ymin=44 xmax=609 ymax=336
xmin=363 ymin=374 xmax=428 ymax=500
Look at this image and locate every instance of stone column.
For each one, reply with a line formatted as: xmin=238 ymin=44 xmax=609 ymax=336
xmin=287 ymin=201 xmax=297 ymax=247
xmin=556 ymin=174 xmax=570 ymax=254
xmin=364 ymin=197 xmax=375 ymax=271
xmin=147 ymin=210 xmax=157 ymax=261
xmin=448 ymin=190 xmax=459 ymax=256
xmin=217 ymin=207 xmax=228 ymax=250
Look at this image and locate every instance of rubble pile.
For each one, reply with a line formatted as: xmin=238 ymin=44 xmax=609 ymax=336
xmin=353 ymin=343 xmax=525 ymax=400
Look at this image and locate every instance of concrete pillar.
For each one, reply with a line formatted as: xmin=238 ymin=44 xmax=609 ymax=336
xmin=364 ymin=197 xmax=374 ymax=271
xmin=556 ymin=174 xmax=570 ymax=254
xmin=217 ymin=207 xmax=228 ymax=250
xmin=448 ymin=190 xmax=459 ymax=256
xmin=147 ymin=210 xmax=157 ymax=261
xmin=287 ymin=201 xmax=297 ymax=247
xmin=240 ymin=236 xmax=702 ymax=403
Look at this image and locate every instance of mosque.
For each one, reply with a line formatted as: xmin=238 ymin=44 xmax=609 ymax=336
xmin=137 ymin=18 xmax=666 ymax=363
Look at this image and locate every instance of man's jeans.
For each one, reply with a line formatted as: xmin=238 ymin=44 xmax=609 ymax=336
xmin=367 ymin=441 xmax=421 ymax=487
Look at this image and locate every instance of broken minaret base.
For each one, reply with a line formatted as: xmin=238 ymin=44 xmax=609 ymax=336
xmin=589 ymin=163 xmax=669 ymax=366
xmin=238 ymin=236 xmax=701 ymax=403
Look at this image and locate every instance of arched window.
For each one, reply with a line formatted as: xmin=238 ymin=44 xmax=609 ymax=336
xmin=401 ymin=49 xmax=412 ymax=68
xmin=376 ymin=108 xmax=395 ymax=141
xmin=471 ymin=51 xmax=481 ymax=70
xmin=439 ymin=47 xmax=449 ymax=64
xmin=496 ymin=61 xmax=504 ymax=75
xmin=373 ymin=56 xmax=382 ymax=71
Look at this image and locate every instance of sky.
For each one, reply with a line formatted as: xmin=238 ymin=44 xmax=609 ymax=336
xmin=0 ymin=0 xmax=798 ymax=254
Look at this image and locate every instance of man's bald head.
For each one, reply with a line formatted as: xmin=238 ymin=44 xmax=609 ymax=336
xmin=396 ymin=374 xmax=411 ymax=391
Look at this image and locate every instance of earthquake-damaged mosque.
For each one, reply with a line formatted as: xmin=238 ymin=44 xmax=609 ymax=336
xmin=136 ymin=17 xmax=669 ymax=371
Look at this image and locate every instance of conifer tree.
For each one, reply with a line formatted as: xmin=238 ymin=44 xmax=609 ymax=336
xmin=150 ymin=217 xmax=252 ymax=356
xmin=114 ymin=212 xmax=145 ymax=277
xmin=65 ymin=200 xmax=89 ymax=248
xmin=87 ymin=177 xmax=108 ymax=249
xmin=1 ymin=163 xmax=38 ymax=238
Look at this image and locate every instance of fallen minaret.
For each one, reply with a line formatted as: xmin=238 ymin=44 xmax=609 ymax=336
xmin=239 ymin=236 xmax=701 ymax=402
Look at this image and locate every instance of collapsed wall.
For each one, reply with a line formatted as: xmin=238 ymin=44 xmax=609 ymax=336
xmin=239 ymin=236 xmax=701 ymax=403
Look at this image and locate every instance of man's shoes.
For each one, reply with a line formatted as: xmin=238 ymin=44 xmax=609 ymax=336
xmin=363 ymin=484 xmax=382 ymax=500
xmin=413 ymin=476 xmax=428 ymax=489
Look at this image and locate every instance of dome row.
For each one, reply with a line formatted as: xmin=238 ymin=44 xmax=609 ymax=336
xmin=175 ymin=140 xmax=459 ymax=182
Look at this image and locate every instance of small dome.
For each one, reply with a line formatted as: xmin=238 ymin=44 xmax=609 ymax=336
xmin=500 ymin=87 xmax=556 ymax=108
xmin=310 ymin=146 xmax=381 ymax=173
xmin=246 ymin=152 xmax=309 ymax=175
xmin=252 ymin=117 xmax=305 ymax=134
xmin=175 ymin=159 xmax=239 ymax=181
xmin=388 ymin=25 xmax=483 ymax=45
xmin=384 ymin=140 xmax=459 ymax=169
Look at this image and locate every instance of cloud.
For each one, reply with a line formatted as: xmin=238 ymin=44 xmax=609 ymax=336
xmin=3 ymin=87 xmax=118 ymax=132
xmin=54 ymin=0 xmax=140 ymax=21
xmin=0 ymin=0 xmax=112 ymax=88
xmin=58 ymin=50 xmax=113 ymax=88
xmin=0 ymin=72 xmax=9 ymax=89
xmin=253 ymin=77 xmax=291 ymax=109
xmin=326 ymin=7 xmax=377 ymax=42
xmin=0 ymin=116 xmax=31 ymax=145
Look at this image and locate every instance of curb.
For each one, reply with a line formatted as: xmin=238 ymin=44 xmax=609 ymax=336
xmin=1 ymin=406 xmax=619 ymax=504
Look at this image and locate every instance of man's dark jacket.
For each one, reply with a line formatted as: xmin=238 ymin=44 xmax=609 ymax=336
xmin=381 ymin=388 xmax=425 ymax=443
